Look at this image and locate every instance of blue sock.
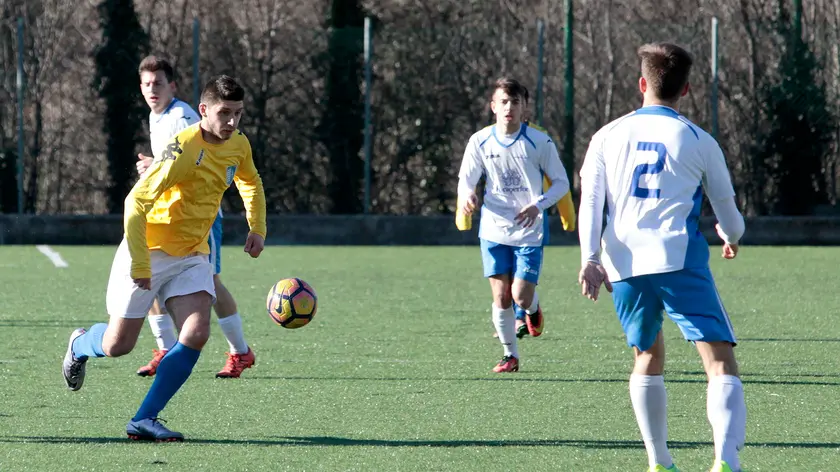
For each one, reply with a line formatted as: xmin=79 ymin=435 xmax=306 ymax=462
xmin=71 ymin=323 xmax=108 ymax=359
xmin=132 ymin=342 xmax=201 ymax=421
xmin=514 ymin=304 xmax=526 ymax=322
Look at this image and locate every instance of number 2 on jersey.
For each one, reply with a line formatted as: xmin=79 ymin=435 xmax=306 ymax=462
xmin=631 ymin=141 xmax=666 ymax=198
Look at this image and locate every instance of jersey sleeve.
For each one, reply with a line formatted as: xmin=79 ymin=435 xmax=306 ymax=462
xmin=457 ymin=135 xmax=484 ymax=198
xmin=233 ymin=137 xmax=267 ymax=238
xmin=578 ymin=131 xmax=607 ymax=265
xmin=701 ymin=138 xmax=736 ymax=201
xmin=534 ymin=139 xmax=570 ymax=210
xmin=171 ymin=106 xmax=199 ymax=136
xmin=124 ymin=135 xmax=195 ymax=279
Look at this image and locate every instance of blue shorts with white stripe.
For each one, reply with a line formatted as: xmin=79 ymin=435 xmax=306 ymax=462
xmin=611 ymin=267 xmax=736 ymax=351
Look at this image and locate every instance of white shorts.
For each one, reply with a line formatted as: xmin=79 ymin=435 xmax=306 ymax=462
xmin=106 ymin=238 xmax=217 ymax=318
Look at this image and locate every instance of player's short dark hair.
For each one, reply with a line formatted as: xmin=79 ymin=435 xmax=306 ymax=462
xmin=637 ymin=43 xmax=693 ymax=101
xmin=492 ymin=77 xmax=529 ymax=103
xmin=138 ymin=55 xmax=175 ymax=82
xmin=200 ymin=75 xmax=245 ymax=104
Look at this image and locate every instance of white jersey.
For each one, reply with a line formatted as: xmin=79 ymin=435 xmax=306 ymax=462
xmin=579 ymin=105 xmax=738 ymax=282
xmin=458 ymin=123 xmax=570 ymax=247
xmin=149 ymin=98 xmax=200 ymax=159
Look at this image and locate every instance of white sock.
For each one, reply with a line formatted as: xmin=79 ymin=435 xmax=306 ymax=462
xmin=217 ymin=313 xmax=249 ymax=354
xmin=147 ymin=314 xmax=178 ymax=351
xmin=524 ymin=292 xmax=539 ymax=314
xmin=707 ymin=375 xmax=746 ymax=471
xmin=492 ymin=304 xmax=518 ymax=358
xmin=629 ymin=374 xmax=673 ymax=469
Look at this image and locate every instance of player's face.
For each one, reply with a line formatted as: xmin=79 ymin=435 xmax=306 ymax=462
xmin=490 ymin=89 xmax=523 ymax=128
xmin=140 ymin=70 xmax=175 ymax=114
xmin=201 ymin=100 xmax=245 ymax=141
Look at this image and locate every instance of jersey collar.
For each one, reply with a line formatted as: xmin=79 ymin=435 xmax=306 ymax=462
xmin=491 ymin=122 xmax=527 ymax=148
xmin=153 ymin=98 xmax=180 ymax=123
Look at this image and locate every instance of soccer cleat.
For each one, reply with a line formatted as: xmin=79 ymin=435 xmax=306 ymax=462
xmin=492 ymin=355 xmax=519 ymax=373
xmin=215 ymin=348 xmax=255 ymax=378
xmin=136 ymin=349 xmax=168 ymax=377
xmin=525 ymin=305 xmax=544 ymax=337
xmin=515 ymin=319 xmax=529 ymax=339
xmin=650 ymin=465 xmax=681 ymax=472
xmin=709 ymin=461 xmax=735 ymax=472
xmin=126 ymin=417 xmax=184 ymax=442
xmin=63 ymin=328 xmax=88 ymax=391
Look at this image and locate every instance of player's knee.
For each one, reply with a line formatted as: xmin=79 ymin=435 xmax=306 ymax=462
xmin=511 ymin=280 xmax=535 ymax=306
xmin=493 ymin=291 xmax=513 ymax=309
xmin=633 ymin=344 xmax=665 ymax=375
xmin=511 ymin=292 xmax=533 ymax=310
xmin=180 ymin=323 xmax=211 ymax=350
xmin=633 ymin=353 xmax=664 ymax=375
xmin=699 ymin=342 xmax=739 ymax=377
xmin=489 ymin=278 xmax=513 ymax=308
xmin=705 ymin=360 xmax=738 ymax=378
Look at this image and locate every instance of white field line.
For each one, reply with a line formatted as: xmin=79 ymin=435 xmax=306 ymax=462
xmin=36 ymin=245 xmax=68 ymax=268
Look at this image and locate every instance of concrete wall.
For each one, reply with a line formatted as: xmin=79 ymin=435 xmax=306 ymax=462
xmin=3 ymin=214 xmax=840 ymax=245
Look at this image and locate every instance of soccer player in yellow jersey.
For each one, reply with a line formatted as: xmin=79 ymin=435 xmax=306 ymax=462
xmin=62 ymin=75 xmax=266 ymax=441
xmin=135 ymin=56 xmax=256 ymax=379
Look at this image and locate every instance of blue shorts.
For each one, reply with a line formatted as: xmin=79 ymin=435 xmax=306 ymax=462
xmin=208 ymin=214 xmax=222 ymax=275
xmin=480 ymin=239 xmax=543 ymax=284
xmin=611 ymin=267 xmax=736 ymax=352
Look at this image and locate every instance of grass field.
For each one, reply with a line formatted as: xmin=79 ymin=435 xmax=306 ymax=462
xmin=1 ymin=245 xmax=839 ymax=471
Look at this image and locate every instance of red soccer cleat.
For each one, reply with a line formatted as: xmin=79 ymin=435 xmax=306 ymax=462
xmin=525 ymin=305 xmax=544 ymax=337
xmin=216 ymin=348 xmax=256 ymax=378
xmin=492 ymin=355 xmax=519 ymax=373
xmin=136 ymin=349 xmax=168 ymax=377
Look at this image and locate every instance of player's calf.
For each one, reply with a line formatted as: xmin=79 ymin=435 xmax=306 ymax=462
xmin=101 ymin=317 xmax=146 ymax=358
xmin=512 ymin=281 xmax=543 ymax=337
xmin=514 ymin=305 xmax=529 ymax=338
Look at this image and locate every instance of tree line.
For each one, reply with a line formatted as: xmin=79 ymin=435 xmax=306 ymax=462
xmin=0 ymin=0 xmax=836 ymax=216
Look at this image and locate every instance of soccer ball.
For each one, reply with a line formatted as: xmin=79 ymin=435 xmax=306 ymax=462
xmin=266 ymin=278 xmax=317 ymax=329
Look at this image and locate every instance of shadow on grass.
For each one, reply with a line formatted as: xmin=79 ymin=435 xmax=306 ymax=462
xmin=739 ymin=338 xmax=840 ymax=343
xmin=244 ymin=375 xmax=840 ymax=387
xmin=2 ymin=435 xmax=839 ymax=449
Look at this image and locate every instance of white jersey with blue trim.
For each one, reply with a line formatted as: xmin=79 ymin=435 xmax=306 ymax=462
xmin=579 ymin=105 xmax=736 ymax=281
xmin=149 ymin=98 xmax=201 ymax=159
xmin=458 ymin=123 xmax=569 ymax=247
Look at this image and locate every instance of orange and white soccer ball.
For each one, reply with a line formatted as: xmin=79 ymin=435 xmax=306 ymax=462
xmin=266 ymin=278 xmax=317 ymax=329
